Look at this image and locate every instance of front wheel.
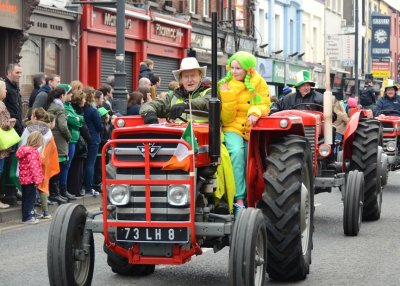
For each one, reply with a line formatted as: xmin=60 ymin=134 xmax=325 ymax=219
xmin=259 ymin=135 xmax=314 ymax=281
xmin=229 ymin=208 xmax=267 ymax=286
xmin=343 ymin=170 xmax=364 ymax=236
xmin=47 ymin=203 xmax=94 ymax=286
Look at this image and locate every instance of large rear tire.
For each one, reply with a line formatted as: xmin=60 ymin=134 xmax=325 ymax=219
xmin=229 ymin=208 xmax=267 ymax=286
xmin=104 ymin=244 xmax=155 ymax=276
xmin=343 ymin=170 xmax=364 ymax=236
xmin=47 ymin=203 xmax=94 ymax=286
xmin=350 ymin=119 xmax=382 ymax=221
xmin=258 ymin=135 xmax=314 ymax=281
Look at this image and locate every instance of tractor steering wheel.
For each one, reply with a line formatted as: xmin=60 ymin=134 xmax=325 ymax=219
xmin=291 ymin=103 xmax=324 ymax=112
xmin=378 ymin=109 xmax=400 ymax=116
xmin=166 ymin=109 xmax=209 ymax=123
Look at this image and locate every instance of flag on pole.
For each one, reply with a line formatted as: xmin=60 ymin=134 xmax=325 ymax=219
xmin=162 ymin=122 xmax=198 ymax=172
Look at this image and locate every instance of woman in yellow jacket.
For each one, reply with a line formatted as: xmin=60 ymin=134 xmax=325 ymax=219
xmin=218 ymin=51 xmax=270 ymax=214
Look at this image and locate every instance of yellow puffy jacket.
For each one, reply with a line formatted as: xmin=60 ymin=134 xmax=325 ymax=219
xmin=220 ymin=73 xmax=270 ymax=140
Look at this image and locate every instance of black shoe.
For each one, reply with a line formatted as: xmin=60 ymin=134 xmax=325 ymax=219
xmin=63 ymin=191 xmax=77 ymax=201
xmin=49 ymin=195 xmax=67 ymax=205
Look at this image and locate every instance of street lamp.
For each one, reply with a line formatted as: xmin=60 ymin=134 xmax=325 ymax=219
xmin=72 ymin=0 xmax=128 ymax=115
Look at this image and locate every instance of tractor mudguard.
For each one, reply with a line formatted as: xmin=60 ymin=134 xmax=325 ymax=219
xmin=342 ymin=111 xmax=362 ymax=165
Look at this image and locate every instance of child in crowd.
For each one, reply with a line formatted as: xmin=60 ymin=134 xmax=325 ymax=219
xmin=16 ymin=131 xmax=44 ymax=224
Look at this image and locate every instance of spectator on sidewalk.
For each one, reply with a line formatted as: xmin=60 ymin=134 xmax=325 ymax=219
xmin=150 ymin=75 xmax=161 ymax=100
xmin=16 ymin=131 xmax=44 ymax=224
xmin=127 ymin=91 xmax=143 ymax=115
xmin=28 ymin=73 xmax=46 ymax=108
xmin=138 ymin=77 xmax=151 ymax=90
xmin=32 ymin=74 xmax=61 ymax=109
xmin=20 ymin=107 xmax=60 ymax=213
xmin=98 ymin=84 xmax=113 ymax=114
xmin=83 ymin=87 xmax=103 ymax=196
xmin=70 ymin=80 xmax=84 ymax=93
xmin=138 ymin=59 xmax=154 ymax=80
xmin=67 ymin=90 xmax=90 ymax=197
xmin=0 ymin=78 xmax=14 ymax=209
xmin=46 ymin=87 xmax=73 ymax=202
xmin=3 ymin=63 xmax=24 ymax=206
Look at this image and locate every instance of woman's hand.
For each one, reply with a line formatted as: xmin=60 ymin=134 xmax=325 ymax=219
xmin=9 ymin=118 xmax=16 ymax=128
xmin=220 ymin=83 xmax=230 ymax=91
xmin=248 ymin=114 xmax=259 ymax=126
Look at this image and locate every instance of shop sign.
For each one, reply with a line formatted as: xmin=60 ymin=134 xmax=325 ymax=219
xmin=150 ymin=22 xmax=184 ymax=46
xmin=191 ymin=33 xmax=212 ymax=49
xmin=372 ymin=57 xmax=391 ymax=78
xmin=40 ymin=0 xmax=67 ymax=9
xmin=341 ymin=34 xmax=354 ymax=67
xmin=325 ymin=34 xmax=340 ymax=62
xmin=30 ymin=13 xmax=71 ymax=39
xmin=0 ymin=0 xmax=22 ymax=30
xmin=104 ymin=12 xmax=132 ymax=29
xmin=272 ymin=60 xmax=308 ymax=85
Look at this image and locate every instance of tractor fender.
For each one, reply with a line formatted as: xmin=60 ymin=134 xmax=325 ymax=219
xmin=342 ymin=111 xmax=361 ymax=164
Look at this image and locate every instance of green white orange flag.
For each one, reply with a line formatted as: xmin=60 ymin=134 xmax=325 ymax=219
xmin=162 ymin=122 xmax=198 ymax=172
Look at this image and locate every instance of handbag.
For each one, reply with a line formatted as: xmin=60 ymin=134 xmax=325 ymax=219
xmin=0 ymin=127 xmax=21 ymax=150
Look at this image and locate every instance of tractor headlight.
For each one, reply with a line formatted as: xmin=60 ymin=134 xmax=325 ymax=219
xmin=386 ymin=141 xmax=396 ymax=152
xmin=167 ymin=185 xmax=189 ymax=206
xmin=116 ymin=118 xmax=125 ymax=128
xmin=109 ymin=184 xmax=130 ymax=205
xmin=279 ymin=119 xmax=289 ymax=128
xmin=318 ymin=144 xmax=332 ymax=158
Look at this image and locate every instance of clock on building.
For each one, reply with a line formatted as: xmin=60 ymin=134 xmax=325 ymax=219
xmin=374 ymin=29 xmax=388 ymax=44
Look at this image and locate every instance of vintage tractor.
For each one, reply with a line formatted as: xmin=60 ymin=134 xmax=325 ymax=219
xmin=46 ymin=15 xmax=314 ymax=286
xmin=375 ymin=110 xmax=400 ymax=176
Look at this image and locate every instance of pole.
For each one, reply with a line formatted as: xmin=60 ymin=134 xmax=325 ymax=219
xmin=208 ymin=12 xmax=221 ymax=165
xmin=112 ymin=0 xmax=128 ymax=115
xmin=354 ymin=0 xmax=359 ymax=97
xmin=232 ymin=9 xmax=238 ymax=52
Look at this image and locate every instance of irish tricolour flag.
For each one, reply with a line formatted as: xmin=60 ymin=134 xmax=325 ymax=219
xmin=162 ymin=122 xmax=198 ymax=172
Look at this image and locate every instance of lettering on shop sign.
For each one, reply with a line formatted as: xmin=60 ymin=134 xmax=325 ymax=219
xmin=372 ymin=18 xmax=390 ymax=25
xmin=0 ymin=0 xmax=17 ymax=14
xmin=33 ymin=22 xmax=63 ymax=31
xmin=372 ymin=48 xmax=390 ymax=55
xmin=155 ymin=23 xmax=183 ymax=42
xmin=104 ymin=12 xmax=132 ymax=29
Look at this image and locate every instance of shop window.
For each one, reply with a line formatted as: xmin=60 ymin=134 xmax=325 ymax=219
xmin=19 ymin=39 xmax=41 ymax=98
xmin=44 ymin=39 xmax=60 ymax=77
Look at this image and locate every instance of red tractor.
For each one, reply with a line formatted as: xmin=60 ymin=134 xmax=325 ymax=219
xmin=375 ymin=110 xmax=400 ymax=179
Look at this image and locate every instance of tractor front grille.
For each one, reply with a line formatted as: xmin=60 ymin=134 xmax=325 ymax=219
xmin=114 ymin=164 xmax=191 ymax=222
xmin=304 ymin=126 xmax=316 ymax=161
xmin=382 ymin=137 xmax=396 ymax=156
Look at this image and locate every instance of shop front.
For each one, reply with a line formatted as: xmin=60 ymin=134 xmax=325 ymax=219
xmin=19 ymin=1 xmax=80 ymax=98
xmin=0 ymin=0 xmax=29 ymax=75
xmin=189 ymin=28 xmax=228 ymax=79
xmin=80 ymin=4 xmax=190 ymax=92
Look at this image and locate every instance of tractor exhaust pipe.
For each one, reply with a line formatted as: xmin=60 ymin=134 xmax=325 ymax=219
xmin=208 ymin=12 xmax=221 ymax=165
xmin=323 ymin=57 xmax=333 ymax=145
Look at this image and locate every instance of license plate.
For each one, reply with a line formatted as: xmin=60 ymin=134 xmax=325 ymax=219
xmin=116 ymin=227 xmax=188 ymax=243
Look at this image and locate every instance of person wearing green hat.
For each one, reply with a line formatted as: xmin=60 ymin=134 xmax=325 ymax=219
xmin=271 ymin=69 xmax=323 ymax=112
xmin=218 ymin=51 xmax=270 ymax=215
xmin=57 ymin=83 xmax=81 ymax=201
xmin=374 ymin=79 xmax=400 ymax=117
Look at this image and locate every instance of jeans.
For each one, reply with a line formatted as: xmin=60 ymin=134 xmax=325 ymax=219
xmin=85 ymin=143 xmax=99 ymax=193
xmin=59 ymin=143 xmax=76 ymax=188
xmin=224 ymin=132 xmax=248 ymax=201
xmin=21 ymin=184 xmax=36 ymax=221
xmin=0 ymin=159 xmax=4 ymax=176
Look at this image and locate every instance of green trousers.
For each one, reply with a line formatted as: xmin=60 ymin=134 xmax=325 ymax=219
xmin=224 ymin=132 xmax=248 ymax=201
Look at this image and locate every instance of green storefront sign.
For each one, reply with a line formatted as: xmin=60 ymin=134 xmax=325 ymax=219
xmin=272 ymin=60 xmax=309 ymax=85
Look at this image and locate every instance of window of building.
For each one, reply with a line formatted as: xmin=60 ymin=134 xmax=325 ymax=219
xmin=274 ymin=14 xmax=281 ymax=51
xmin=290 ymin=19 xmax=294 ymax=53
xmin=189 ymin=0 xmax=196 ymax=14
xmin=203 ymin=0 xmax=209 ymax=17
xmin=44 ymin=38 xmax=60 ymax=77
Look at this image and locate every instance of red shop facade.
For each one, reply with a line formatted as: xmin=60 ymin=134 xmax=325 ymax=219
xmin=79 ymin=4 xmax=191 ymax=92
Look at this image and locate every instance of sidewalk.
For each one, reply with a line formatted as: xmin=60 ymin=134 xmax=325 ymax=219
xmin=0 ymin=195 xmax=102 ymax=225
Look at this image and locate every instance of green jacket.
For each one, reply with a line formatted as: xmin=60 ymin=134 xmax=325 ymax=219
xmin=64 ymin=102 xmax=83 ymax=144
xmin=140 ymin=79 xmax=212 ymax=119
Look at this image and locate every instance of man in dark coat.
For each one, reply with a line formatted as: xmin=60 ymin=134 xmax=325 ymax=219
xmin=374 ymin=79 xmax=400 ymax=116
xmin=359 ymin=79 xmax=376 ymax=109
xmin=32 ymin=74 xmax=61 ymax=109
xmin=4 ymin=63 xmax=23 ymax=136
xmin=271 ymin=70 xmax=323 ymax=113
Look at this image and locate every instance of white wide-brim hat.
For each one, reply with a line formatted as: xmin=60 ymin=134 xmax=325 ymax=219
xmin=172 ymin=57 xmax=207 ymax=81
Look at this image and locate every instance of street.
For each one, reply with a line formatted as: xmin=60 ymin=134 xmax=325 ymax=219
xmin=1 ymin=172 xmax=400 ymax=286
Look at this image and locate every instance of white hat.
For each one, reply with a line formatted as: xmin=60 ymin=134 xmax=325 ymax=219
xmin=172 ymin=57 xmax=207 ymax=81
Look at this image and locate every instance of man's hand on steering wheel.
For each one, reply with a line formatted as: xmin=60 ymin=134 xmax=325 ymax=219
xmin=170 ymin=103 xmax=189 ymax=119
